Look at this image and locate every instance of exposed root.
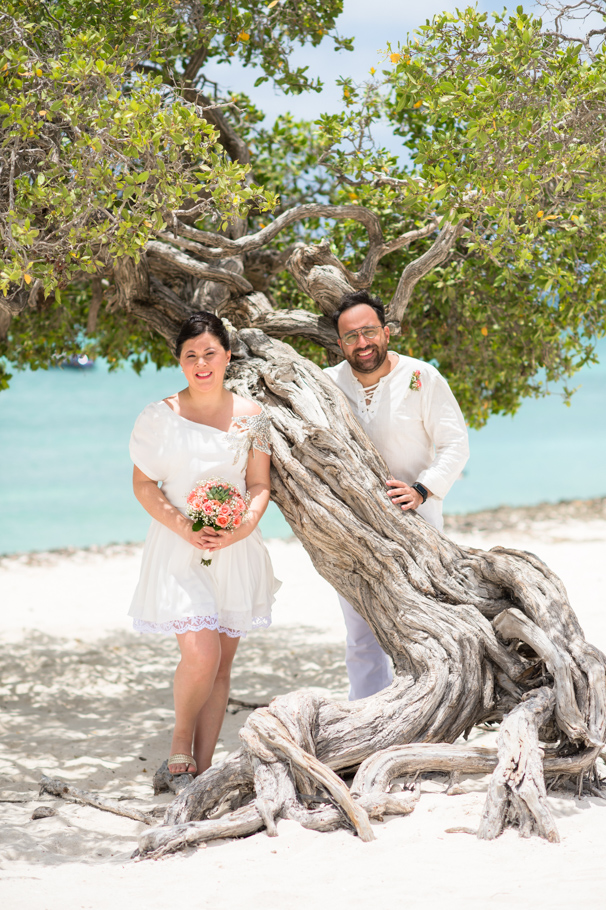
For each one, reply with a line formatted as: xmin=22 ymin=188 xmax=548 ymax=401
xmin=244 ymin=708 xmax=375 ymax=842
xmin=494 ymin=608 xmax=592 ymax=745
xmin=137 ymin=804 xmax=264 ymax=860
xmin=164 ymin=748 xmax=253 ymax=826
xmin=478 ymin=688 xmax=560 ymax=842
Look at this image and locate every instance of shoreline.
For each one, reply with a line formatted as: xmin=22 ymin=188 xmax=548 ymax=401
xmin=444 ymin=495 xmax=606 ymax=535
xmin=1 ymin=495 xmax=605 ymax=566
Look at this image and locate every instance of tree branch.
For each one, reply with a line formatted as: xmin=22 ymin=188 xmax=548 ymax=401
xmin=244 ymin=245 xmax=304 ymax=291
xmin=146 ymin=241 xmax=253 ymax=294
xmin=129 ymin=302 xmax=180 ymax=347
xmin=171 ymin=207 xmax=438 ymax=307
xmin=174 ymin=204 xmax=384 ymax=255
xmin=86 ymin=277 xmax=104 ymax=335
xmin=182 ymin=46 xmax=209 ymax=87
xmin=250 ymin=310 xmax=341 ymax=355
xmin=354 ymin=219 xmax=439 ymax=287
xmin=40 ymin=776 xmax=155 ymax=825
xmin=182 ymin=88 xmax=250 ymax=166
xmin=386 ymin=221 xmax=464 ymax=325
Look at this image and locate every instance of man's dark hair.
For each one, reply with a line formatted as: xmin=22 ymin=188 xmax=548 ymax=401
xmin=175 ymin=311 xmax=231 ymax=358
xmin=331 ymin=290 xmax=386 ymax=333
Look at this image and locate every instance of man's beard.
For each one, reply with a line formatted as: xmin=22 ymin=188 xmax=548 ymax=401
xmin=346 ymin=340 xmax=389 ymax=374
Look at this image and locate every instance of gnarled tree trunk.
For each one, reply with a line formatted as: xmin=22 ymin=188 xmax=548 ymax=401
xmin=133 ymin=325 xmax=606 ymax=858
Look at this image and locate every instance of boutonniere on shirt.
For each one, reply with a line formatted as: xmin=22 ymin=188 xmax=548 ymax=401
xmin=409 ymin=369 xmax=422 ymax=391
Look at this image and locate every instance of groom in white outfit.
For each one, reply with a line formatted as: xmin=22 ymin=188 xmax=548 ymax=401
xmin=324 ymin=289 xmax=470 ymax=700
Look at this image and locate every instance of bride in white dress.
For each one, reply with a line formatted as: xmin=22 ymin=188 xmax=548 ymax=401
xmin=129 ymin=312 xmax=280 ymax=776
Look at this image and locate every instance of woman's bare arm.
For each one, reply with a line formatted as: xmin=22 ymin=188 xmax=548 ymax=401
xmin=132 ymin=466 xmax=212 ymax=551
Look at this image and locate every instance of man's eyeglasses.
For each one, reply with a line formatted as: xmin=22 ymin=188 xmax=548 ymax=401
xmin=340 ymin=326 xmax=383 ymax=346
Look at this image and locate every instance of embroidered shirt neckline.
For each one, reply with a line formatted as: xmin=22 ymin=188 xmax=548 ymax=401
xmin=349 ymin=355 xmax=403 ymax=422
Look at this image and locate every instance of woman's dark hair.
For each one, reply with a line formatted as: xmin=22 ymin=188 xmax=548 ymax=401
xmin=175 ymin=311 xmax=231 ymax=358
xmin=331 ymin=290 xmax=386 ymax=333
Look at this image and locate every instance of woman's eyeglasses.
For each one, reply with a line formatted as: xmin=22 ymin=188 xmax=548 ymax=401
xmin=340 ymin=326 xmax=382 ymax=346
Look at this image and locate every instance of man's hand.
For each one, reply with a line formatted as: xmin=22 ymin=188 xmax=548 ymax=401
xmin=386 ymin=478 xmax=426 ymax=511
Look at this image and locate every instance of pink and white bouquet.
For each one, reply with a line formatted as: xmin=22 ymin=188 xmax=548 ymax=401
xmin=186 ymin=478 xmax=249 ymax=565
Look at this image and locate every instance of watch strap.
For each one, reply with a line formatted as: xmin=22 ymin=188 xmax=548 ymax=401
xmin=411 ymin=482 xmax=428 ymax=504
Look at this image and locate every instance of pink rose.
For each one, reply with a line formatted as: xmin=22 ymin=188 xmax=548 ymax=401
xmin=233 ymin=514 xmax=242 ymax=528
xmin=203 ymin=501 xmax=215 ymax=515
xmin=216 ymin=513 xmax=230 ymax=528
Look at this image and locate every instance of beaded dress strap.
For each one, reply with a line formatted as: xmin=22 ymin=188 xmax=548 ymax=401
xmin=226 ymin=409 xmax=272 ymax=463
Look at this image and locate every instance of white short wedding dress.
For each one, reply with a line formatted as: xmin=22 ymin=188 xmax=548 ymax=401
xmin=128 ymin=401 xmax=280 ymax=637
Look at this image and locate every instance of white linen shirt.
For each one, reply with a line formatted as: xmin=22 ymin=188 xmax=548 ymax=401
xmin=324 ymin=353 xmax=469 ymax=530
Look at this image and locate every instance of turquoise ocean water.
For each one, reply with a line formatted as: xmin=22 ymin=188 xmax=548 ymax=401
xmin=1 ymin=342 xmax=605 ymax=555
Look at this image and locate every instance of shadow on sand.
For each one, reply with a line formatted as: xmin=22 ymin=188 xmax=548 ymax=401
xmin=0 ymin=626 xmax=347 ymax=865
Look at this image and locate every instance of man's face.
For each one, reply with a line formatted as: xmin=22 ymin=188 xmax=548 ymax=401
xmin=337 ymin=304 xmax=390 ymax=374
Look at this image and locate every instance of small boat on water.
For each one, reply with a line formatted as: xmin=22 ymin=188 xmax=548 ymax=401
xmin=61 ymin=354 xmax=95 ymax=369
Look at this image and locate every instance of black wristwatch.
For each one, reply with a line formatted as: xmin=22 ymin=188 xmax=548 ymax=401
xmin=411 ymin=482 xmax=429 ymax=505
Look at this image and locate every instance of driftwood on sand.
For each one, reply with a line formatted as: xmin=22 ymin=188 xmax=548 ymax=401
xmin=39 ymin=776 xmax=157 ymax=825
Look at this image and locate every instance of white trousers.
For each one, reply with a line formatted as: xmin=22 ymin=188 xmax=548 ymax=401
xmin=338 ymin=513 xmax=442 ymax=701
xmin=338 ymin=594 xmax=393 ymax=701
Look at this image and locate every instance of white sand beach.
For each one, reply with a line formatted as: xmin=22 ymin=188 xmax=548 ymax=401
xmin=1 ymin=501 xmax=606 ymax=910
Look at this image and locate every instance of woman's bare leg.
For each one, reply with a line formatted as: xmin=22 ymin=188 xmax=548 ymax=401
xmin=169 ymin=628 xmax=222 ymax=773
xmin=192 ymin=632 xmax=240 ymax=773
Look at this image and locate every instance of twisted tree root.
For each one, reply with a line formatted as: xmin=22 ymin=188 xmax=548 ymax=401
xmin=137 ymin=696 xmax=603 ymax=858
xmin=136 ymin=804 xmax=264 ymax=860
xmin=478 ymin=687 xmax=560 ymax=841
xmin=243 ymin=708 xmax=375 ymax=842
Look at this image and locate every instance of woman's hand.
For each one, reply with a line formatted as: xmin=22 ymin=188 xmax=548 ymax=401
xmin=181 ymin=523 xmax=217 ymax=550
xmin=184 ymin=522 xmax=254 ymax=553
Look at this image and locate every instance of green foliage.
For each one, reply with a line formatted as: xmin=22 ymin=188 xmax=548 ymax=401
xmin=0 ymin=1 xmax=281 ymax=302
xmin=0 ymin=278 xmax=176 ymax=372
xmin=262 ymin=5 xmax=605 ymax=426
xmin=2 ymin=2 xmax=605 ymax=430
xmin=243 ymin=91 xmax=603 ymax=426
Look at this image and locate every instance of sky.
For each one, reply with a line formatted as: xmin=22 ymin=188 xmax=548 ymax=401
xmin=201 ymin=1 xmax=603 ymax=157
xmin=202 ymin=1 xmax=514 ymax=129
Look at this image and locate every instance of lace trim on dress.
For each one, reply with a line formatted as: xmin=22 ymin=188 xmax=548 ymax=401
xmin=133 ymin=614 xmax=272 ymax=638
xmin=226 ymin=410 xmax=272 ymax=464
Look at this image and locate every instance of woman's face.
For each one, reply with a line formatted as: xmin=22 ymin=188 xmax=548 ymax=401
xmin=179 ymin=332 xmax=231 ymax=394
